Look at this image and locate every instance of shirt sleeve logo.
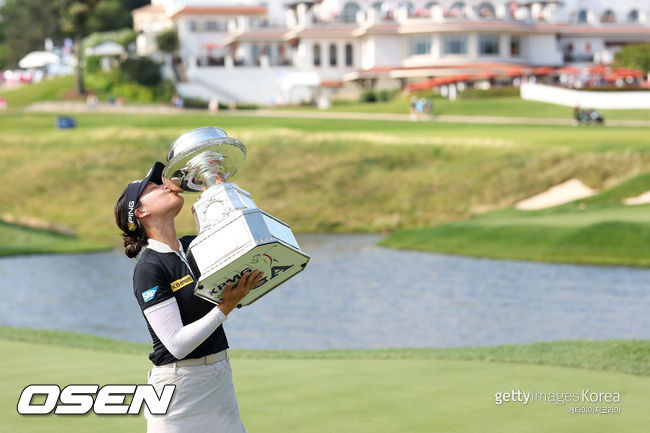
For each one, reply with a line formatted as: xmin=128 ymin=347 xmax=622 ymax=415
xmin=142 ymin=286 xmax=159 ymax=303
xmin=170 ymin=275 xmax=194 ymax=292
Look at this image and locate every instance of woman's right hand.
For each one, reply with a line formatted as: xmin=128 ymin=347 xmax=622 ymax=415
xmin=218 ymin=270 xmax=264 ymax=315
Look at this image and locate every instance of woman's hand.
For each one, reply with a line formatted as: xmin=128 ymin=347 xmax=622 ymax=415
xmin=218 ymin=270 xmax=265 ymax=316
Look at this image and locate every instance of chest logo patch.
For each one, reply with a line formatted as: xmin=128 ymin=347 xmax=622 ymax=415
xmin=171 ymin=275 xmax=194 ymax=292
xmin=142 ymin=286 xmax=158 ymax=303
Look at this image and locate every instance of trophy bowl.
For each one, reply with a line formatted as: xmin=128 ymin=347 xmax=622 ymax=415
xmin=163 ymin=127 xmax=310 ymax=307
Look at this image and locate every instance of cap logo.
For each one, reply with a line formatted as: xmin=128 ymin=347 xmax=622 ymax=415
xmin=127 ymin=200 xmax=136 ymax=231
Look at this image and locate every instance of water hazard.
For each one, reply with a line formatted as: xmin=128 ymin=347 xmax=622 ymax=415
xmin=0 ymin=234 xmax=647 ymax=349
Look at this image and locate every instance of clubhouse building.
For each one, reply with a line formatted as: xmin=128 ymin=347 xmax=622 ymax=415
xmin=133 ymin=0 xmax=650 ymax=104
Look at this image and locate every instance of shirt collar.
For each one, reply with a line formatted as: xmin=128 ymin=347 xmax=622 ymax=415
xmin=146 ymin=238 xmax=184 ymax=256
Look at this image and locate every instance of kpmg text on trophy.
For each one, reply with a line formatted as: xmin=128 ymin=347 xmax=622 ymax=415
xmin=162 ymin=126 xmax=310 ymax=307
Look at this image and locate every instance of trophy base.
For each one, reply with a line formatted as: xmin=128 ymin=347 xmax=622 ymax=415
xmin=190 ymin=208 xmax=310 ymax=307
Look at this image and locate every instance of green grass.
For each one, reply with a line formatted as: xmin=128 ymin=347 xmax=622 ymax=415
xmin=381 ymin=173 xmax=650 ymax=267
xmin=1 ymin=327 xmax=648 ymax=376
xmin=284 ymin=94 xmax=650 ymax=121
xmin=1 ymin=111 xmax=650 ymax=258
xmin=1 ymin=328 xmax=649 ymax=432
xmin=0 ymin=75 xmax=75 ymax=108
xmin=0 ymin=221 xmax=109 ymax=256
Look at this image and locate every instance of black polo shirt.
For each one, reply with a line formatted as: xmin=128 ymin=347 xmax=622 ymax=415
xmin=133 ymin=235 xmax=229 ymax=366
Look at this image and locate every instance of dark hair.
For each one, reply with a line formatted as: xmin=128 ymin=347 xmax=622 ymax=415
xmin=114 ymin=187 xmax=148 ymax=258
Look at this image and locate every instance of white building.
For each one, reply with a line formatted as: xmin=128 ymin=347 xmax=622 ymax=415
xmin=133 ymin=0 xmax=650 ymax=105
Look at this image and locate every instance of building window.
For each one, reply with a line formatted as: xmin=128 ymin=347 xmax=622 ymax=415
xmin=188 ymin=21 xmax=198 ymax=32
xmin=479 ymin=34 xmax=500 ymax=55
xmin=447 ymin=2 xmax=466 ymax=18
xmin=442 ymin=34 xmax=467 ymax=55
xmin=251 ymin=43 xmax=260 ymax=65
xmin=205 ymin=21 xmax=218 ymax=31
xmin=628 ymin=10 xmax=639 ymax=23
xmin=507 ymin=1 xmax=518 ymax=19
xmin=409 ymin=35 xmax=431 ymax=56
xmin=398 ymin=1 xmax=415 ymax=16
xmin=341 ymin=2 xmax=361 ymax=23
xmin=372 ymin=1 xmax=382 ymax=12
xmin=477 ymin=2 xmax=495 ymax=18
xmin=600 ymin=9 xmax=615 ymax=23
xmin=577 ymin=9 xmax=588 ymax=23
xmin=345 ymin=43 xmax=353 ymax=66
xmin=329 ymin=44 xmax=337 ymax=66
xmin=313 ymin=43 xmax=321 ymax=66
xmin=510 ymin=35 xmax=520 ymax=56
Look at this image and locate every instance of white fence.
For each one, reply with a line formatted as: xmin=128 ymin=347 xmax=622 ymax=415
xmin=520 ymin=83 xmax=650 ymax=109
xmin=178 ymin=66 xmax=320 ymax=105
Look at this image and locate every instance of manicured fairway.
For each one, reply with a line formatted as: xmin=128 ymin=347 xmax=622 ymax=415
xmin=2 ymin=111 xmax=650 ymax=243
xmin=382 ymin=173 xmax=650 ymax=267
xmin=1 ymin=331 xmax=648 ymax=433
xmin=0 ymin=221 xmax=109 ymax=257
xmin=281 ymin=94 xmax=650 ymax=121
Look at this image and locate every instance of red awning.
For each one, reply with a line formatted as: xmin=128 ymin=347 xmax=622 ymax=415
xmin=557 ymin=66 xmax=580 ymax=75
xmin=588 ymin=65 xmax=609 ymax=75
xmin=405 ymin=71 xmax=502 ymax=91
xmin=611 ymin=67 xmax=644 ymax=78
xmin=532 ymin=66 xmax=555 ymax=75
xmin=475 ymin=70 xmax=496 ymax=79
xmin=504 ymin=68 xmax=526 ymax=77
xmin=406 ymin=76 xmax=460 ymax=91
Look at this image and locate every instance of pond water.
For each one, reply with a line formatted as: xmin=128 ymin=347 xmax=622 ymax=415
xmin=0 ymin=234 xmax=648 ymax=350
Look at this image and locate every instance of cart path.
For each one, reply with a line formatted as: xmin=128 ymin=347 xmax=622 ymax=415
xmin=23 ymin=101 xmax=650 ymax=127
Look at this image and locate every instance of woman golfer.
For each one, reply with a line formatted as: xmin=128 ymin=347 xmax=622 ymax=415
xmin=114 ymin=161 xmax=263 ymax=433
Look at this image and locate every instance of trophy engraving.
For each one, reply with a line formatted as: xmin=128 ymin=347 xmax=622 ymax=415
xmin=162 ymin=127 xmax=310 ymax=307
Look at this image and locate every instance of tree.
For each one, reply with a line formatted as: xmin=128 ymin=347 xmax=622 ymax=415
xmin=88 ymin=0 xmax=132 ymax=32
xmin=123 ymin=0 xmax=150 ymax=12
xmin=0 ymin=0 xmax=133 ymax=72
xmin=57 ymin=0 xmax=100 ymax=95
xmin=0 ymin=12 xmax=6 ymax=69
xmin=0 ymin=0 xmax=62 ymax=67
xmin=614 ymin=43 xmax=650 ymax=75
xmin=156 ymin=29 xmax=179 ymax=54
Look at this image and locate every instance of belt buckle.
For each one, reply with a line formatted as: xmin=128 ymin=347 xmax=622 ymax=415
xmin=205 ymin=354 xmax=213 ymax=365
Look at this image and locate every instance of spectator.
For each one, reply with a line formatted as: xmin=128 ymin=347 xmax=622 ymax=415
xmin=409 ymin=95 xmax=417 ymax=121
xmin=415 ymin=97 xmax=426 ymax=121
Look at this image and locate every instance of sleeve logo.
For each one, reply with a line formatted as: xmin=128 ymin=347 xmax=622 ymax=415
xmin=142 ymin=286 xmax=158 ymax=303
xmin=170 ymin=275 xmax=194 ymax=292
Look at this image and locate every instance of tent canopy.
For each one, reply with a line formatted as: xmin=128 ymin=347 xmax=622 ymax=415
xmin=18 ymin=51 xmax=61 ymax=69
xmin=85 ymin=41 xmax=125 ymax=57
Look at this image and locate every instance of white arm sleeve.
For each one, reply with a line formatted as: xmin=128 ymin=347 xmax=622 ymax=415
xmin=143 ymin=297 xmax=228 ymax=360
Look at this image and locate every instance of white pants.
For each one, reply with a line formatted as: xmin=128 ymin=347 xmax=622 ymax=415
xmin=145 ymin=354 xmax=247 ymax=433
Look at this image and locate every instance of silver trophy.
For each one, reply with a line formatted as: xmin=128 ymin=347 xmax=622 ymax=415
xmin=162 ymin=127 xmax=310 ymax=307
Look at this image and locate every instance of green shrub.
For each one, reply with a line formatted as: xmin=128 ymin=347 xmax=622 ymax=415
xmin=110 ymin=82 xmax=154 ymax=103
xmin=154 ymin=80 xmax=176 ymax=102
xmin=378 ymin=89 xmax=399 ymax=102
xmin=360 ymin=89 xmax=377 ymax=103
xmin=156 ymin=29 xmax=179 ymax=53
xmin=182 ymin=97 xmax=208 ymax=109
xmin=120 ymin=57 xmax=161 ymax=87
xmin=235 ymin=103 xmax=259 ymax=110
xmin=85 ymin=56 xmax=102 ymax=74
xmin=83 ymin=28 xmax=136 ymax=52
xmin=459 ymin=86 xmax=520 ymax=99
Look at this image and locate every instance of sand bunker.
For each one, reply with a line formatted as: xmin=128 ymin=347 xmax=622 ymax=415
xmin=623 ymin=191 xmax=650 ymax=205
xmin=515 ymin=178 xmax=597 ymax=210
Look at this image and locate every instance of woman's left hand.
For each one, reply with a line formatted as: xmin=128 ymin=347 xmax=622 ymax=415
xmin=218 ymin=270 xmax=265 ymax=315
